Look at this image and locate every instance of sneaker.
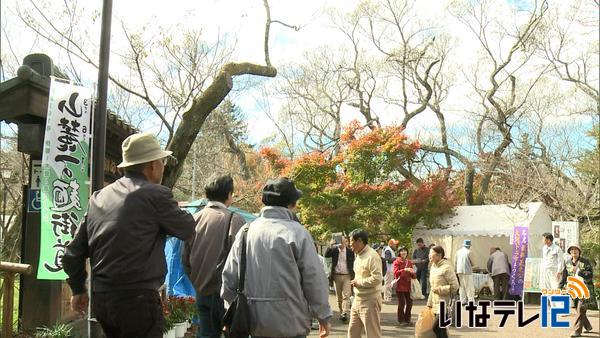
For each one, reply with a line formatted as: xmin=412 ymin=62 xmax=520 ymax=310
xmin=311 ymin=319 xmax=319 ymax=330
xmin=584 ymin=328 xmax=593 ymax=333
xmin=340 ymin=314 xmax=348 ymax=322
xmin=570 ymin=333 xmax=581 ymax=337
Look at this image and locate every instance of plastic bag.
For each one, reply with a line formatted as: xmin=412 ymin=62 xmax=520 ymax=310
xmin=415 ymin=307 xmax=436 ymax=338
xmin=411 ymin=278 xmax=425 ymax=300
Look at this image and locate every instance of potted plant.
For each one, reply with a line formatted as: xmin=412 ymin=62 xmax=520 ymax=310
xmin=163 ymin=302 xmax=176 ymax=338
xmin=184 ymin=296 xmax=197 ymax=328
xmin=168 ymin=296 xmax=189 ymax=338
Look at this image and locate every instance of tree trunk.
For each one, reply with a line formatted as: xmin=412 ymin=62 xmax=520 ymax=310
xmin=474 ymin=135 xmax=512 ymax=205
xmin=224 ymin=131 xmax=251 ymax=180
xmin=464 ymin=166 xmax=475 ymax=205
xmin=162 ymin=63 xmax=276 ymax=188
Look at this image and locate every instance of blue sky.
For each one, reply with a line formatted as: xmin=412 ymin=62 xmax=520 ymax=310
xmin=0 ymin=0 xmax=596 ymax=158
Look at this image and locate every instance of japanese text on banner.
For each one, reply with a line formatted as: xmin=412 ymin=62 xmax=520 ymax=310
xmin=38 ymin=77 xmax=92 ymax=280
xmin=509 ymin=226 xmax=528 ymax=296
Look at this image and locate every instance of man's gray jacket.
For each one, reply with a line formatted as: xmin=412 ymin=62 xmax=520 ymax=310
xmin=487 ymin=249 xmax=511 ymax=277
xmin=221 ymin=206 xmax=332 ymax=337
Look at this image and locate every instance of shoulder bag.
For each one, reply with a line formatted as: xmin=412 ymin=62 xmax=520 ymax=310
xmin=222 ymin=227 xmax=252 ymax=337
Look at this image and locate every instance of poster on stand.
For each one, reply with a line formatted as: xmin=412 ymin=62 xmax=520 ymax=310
xmin=523 ymin=257 xmax=542 ymax=294
xmin=552 ymin=221 xmax=579 ymax=254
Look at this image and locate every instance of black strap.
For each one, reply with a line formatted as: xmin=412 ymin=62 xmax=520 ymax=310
xmin=223 ymin=211 xmax=234 ymax=252
xmin=237 ymin=227 xmax=249 ymax=293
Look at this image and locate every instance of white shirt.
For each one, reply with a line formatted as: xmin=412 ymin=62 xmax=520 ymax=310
xmin=334 ymin=247 xmax=349 ymax=275
xmin=542 ymin=243 xmax=565 ymax=273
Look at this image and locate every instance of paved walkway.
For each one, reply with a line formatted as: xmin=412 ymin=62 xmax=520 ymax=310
xmin=310 ymin=294 xmax=600 ymax=338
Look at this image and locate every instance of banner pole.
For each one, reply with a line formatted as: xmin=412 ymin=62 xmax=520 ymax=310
xmin=92 ymin=0 xmax=113 ymax=193
xmin=90 ymin=0 xmax=113 ymax=336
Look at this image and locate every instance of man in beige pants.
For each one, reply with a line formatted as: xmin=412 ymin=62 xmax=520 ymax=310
xmin=325 ymin=237 xmax=355 ymax=322
xmin=348 ymin=229 xmax=383 ymax=338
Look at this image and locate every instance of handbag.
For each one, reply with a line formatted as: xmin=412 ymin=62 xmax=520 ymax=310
xmin=391 ymin=277 xmax=401 ymax=290
xmin=222 ymin=227 xmax=252 ymax=337
xmin=415 ymin=307 xmax=436 ymax=338
xmin=411 ymin=278 xmax=425 ymax=300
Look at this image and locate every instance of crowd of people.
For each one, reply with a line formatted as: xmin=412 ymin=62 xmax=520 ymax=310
xmin=60 ymin=133 xmax=595 ymax=338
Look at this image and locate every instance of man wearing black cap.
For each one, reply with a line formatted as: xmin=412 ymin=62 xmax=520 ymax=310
xmin=222 ymin=177 xmax=332 ymax=338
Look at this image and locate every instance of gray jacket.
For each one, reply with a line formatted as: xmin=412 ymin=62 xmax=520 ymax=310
xmin=487 ymin=250 xmax=511 ymax=277
xmin=221 ymin=206 xmax=332 ymax=337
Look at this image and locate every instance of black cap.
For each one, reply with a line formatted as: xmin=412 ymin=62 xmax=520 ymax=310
xmin=262 ymin=177 xmax=303 ymax=207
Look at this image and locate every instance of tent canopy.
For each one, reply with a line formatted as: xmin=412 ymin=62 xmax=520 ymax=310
xmin=414 ymin=202 xmax=546 ymax=237
xmin=181 ymin=199 xmax=257 ymax=221
xmin=413 ymin=202 xmax=552 ymax=270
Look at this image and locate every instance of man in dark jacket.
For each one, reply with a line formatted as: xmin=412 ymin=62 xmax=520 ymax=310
xmin=325 ymin=236 xmax=355 ymax=322
xmin=63 ymin=133 xmax=196 ymax=338
xmin=412 ymin=238 xmax=429 ymax=298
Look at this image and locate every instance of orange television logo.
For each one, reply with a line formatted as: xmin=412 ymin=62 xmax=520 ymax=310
xmin=565 ymin=276 xmax=590 ymax=299
xmin=540 ymin=276 xmax=590 ymax=300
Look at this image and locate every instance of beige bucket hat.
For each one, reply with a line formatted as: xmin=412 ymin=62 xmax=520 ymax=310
xmin=567 ymin=244 xmax=582 ymax=255
xmin=117 ymin=132 xmax=172 ymax=168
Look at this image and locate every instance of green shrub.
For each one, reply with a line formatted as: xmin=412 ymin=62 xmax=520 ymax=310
xmin=35 ymin=323 xmax=73 ymax=338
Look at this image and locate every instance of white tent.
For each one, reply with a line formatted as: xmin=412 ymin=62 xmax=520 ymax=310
xmin=412 ymin=202 xmax=552 ymax=270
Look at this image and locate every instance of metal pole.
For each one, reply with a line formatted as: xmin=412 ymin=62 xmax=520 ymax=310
xmin=191 ymin=145 xmax=196 ymax=201
xmin=2 ymin=189 xmax=6 ymax=245
xmin=92 ymin=0 xmax=113 ymax=193
xmin=90 ymin=1 xmax=113 ymax=336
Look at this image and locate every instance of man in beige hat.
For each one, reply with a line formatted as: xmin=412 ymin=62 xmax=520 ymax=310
xmin=63 ymin=132 xmax=195 ymax=338
xmin=560 ymin=244 xmax=594 ymax=337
